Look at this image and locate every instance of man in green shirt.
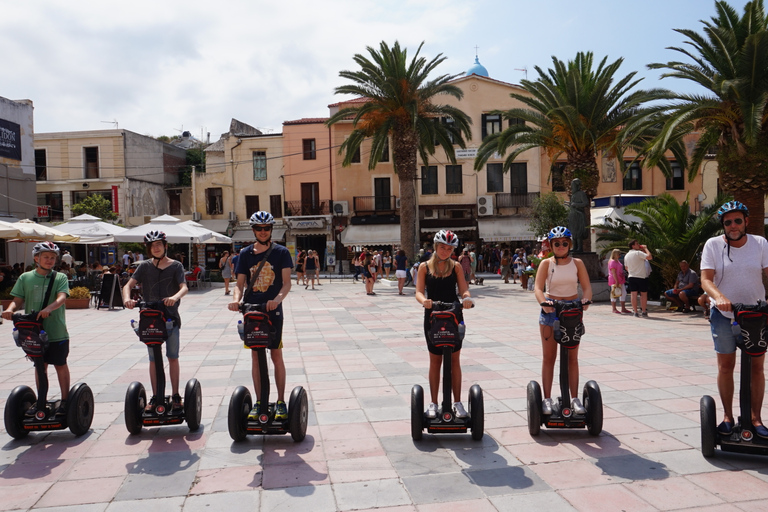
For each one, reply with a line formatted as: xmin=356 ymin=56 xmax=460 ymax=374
xmin=2 ymin=242 xmax=71 ymax=417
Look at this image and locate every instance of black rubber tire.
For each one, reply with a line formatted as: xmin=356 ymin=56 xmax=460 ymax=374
xmin=185 ymin=378 xmax=202 ymax=432
xmin=67 ymin=383 xmax=94 ymax=436
xmin=288 ymin=386 xmax=308 ymax=442
xmin=700 ymin=395 xmax=717 ymax=458
xmin=527 ymin=381 xmax=542 ymax=436
xmin=469 ymin=384 xmax=484 ymax=440
xmin=4 ymin=385 xmax=35 ymax=439
xmin=124 ymin=381 xmax=146 ymax=435
xmin=583 ymin=380 xmax=603 ymax=436
xmin=228 ymin=386 xmax=251 ymax=442
xmin=411 ymin=385 xmax=424 ymax=441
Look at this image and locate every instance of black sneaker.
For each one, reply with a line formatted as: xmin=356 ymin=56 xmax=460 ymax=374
xmin=172 ymin=394 xmax=183 ymax=411
xmin=25 ymin=405 xmax=38 ymax=418
xmin=55 ymin=399 xmax=68 ymax=417
xmin=145 ymin=395 xmax=157 ymax=412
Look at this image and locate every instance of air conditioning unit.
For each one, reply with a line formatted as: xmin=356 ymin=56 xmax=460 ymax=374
xmin=477 ymin=195 xmax=494 ymax=216
xmin=228 ymin=211 xmax=237 ymax=221
xmin=395 ymin=198 xmax=401 ymax=209
xmin=332 ymin=201 xmax=349 ymax=216
xmin=423 ymin=209 xmax=438 ymax=220
xmin=192 ymin=212 xmax=201 ymax=221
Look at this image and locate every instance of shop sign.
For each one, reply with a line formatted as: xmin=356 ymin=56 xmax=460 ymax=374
xmin=289 ymin=219 xmax=325 ymax=229
xmin=0 ymin=118 xmax=22 ymax=161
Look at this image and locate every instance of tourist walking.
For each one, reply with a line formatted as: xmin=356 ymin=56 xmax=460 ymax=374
xmin=219 ymin=250 xmax=233 ymax=295
xmin=608 ymin=249 xmax=630 ymax=314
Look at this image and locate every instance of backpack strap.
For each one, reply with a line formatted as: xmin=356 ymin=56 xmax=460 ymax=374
xmin=41 ymin=270 xmax=58 ymax=312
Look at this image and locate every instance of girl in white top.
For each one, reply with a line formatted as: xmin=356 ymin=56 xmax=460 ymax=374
xmin=533 ymin=226 xmax=592 ymax=415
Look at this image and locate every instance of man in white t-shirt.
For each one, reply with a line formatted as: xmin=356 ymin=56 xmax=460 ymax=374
xmin=61 ymin=250 xmax=74 ymax=267
xmin=701 ymin=201 xmax=768 ymax=437
xmin=624 ymin=239 xmax=653 ymax=317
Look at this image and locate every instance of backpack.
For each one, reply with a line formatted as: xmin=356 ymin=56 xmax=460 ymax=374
xmin=429 ymin=310 xmax=460 ymax=349
xmin=241 ymin=310 xmax=275 ymax=348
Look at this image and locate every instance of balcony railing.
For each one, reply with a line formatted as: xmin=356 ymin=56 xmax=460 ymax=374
xmin=284 ymin=200 xmax=330 ymax=216
xmin=494 ymin=192 xmax=539 ymax=209
xmin=353 ymin=195 xmax=398 ymax=213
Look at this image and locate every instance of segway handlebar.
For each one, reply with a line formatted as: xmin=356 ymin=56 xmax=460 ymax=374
xmin=12 ymin=311 xmax=39 ymax=322
xmin=540 ymin=299 xmax=592 ymax=308
xmin=430 ymin=299 xmax=474 ymax=311
xmin=240 ymin=303 xmax=268 ymax=314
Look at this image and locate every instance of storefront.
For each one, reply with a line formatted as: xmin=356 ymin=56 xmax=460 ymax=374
xmin=286 ymin=216 xmax=332 ymax=267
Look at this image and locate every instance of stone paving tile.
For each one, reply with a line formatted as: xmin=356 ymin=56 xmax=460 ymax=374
xmin=182 ymin=490 xmax=261 ymax=512
xmin=401 ymin=471 xmax=485 ymax=504
xmin=333 ymin=478 xmax=411 ymax=510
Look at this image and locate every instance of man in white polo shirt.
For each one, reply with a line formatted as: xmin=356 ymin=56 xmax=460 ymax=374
xmin=624 ymin=239 xmax=653 ymax=318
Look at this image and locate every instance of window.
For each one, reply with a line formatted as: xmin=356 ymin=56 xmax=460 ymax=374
xmin=302 ymin=139 xmax=316 ymax=160
xmin=270 ymin=195 xmax=283 ymax=218
xmin=37 ymin=192 xmax=63 ymax=221
xmin=666 ymin=162 xmax=684 ymax=190
xmin=379 ymin=137 xmax=389 ymax=163
xmin=508 ymin=117 xmax=525 ymax=127
xmin=421 ymin=166 xmax=438 ymax=195
xmin=623 ymin=162 xmax=643 ymax=191
xmin=486 ymin=163 xmax=504 ymax=192
xmin=35 ymin=149 xmax=47 ymax=181
xmin=510 ymin=162 xmax=527 ymax=194
xmin=441 ymin=117 xmax=456 ymax=144
xmin=481 ymin=114 xmax=502 ymax=140
xmin=253 ymin=151 xmax=266 ymax=181
xmin=551 ymin=163 xmax=566 ymax=192
xmin=206 ymin=187 xmax=223 ymax=215
xmin=374 ymin=177 xmax=392 ymax=210
xmin=84 ymin=147 xmax=99 ymax=179
xmin=446 ymin=165 xmax=463 ymax=194
xmin=245 ymin=195 xmax=260 ymax=216
xmin=351 ymin=146 xmax=361 ymax=163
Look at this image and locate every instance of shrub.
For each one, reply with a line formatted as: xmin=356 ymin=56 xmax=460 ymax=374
xmin=69 ymin=286 xmax=91 ymax=300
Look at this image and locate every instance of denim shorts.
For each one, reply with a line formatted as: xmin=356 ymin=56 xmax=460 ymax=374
xmin=147 ymin=326 xmax=180 ymax=361
xmin=710 ymin=308 xmax=738 ymax=354
xmin=539 ymin=309 xmax=557 ymax=327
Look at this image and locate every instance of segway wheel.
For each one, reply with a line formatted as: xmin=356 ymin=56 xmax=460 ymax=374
xmin=411 ymin=385 xmax=424 ymax=441
xmin=184 ymin=378 xmax=202 ymax=432
xmin=527 ymin=381 xmax=542 ymax=436
xmin=288 ymin=386 xmax=308 ymax=442
xmin=4 ymin=385 xmax=36 ymax=440
xmin=469 ymin=384 xmax=484 ymax=441
xmin=124 ymin=381 xmax=146 ymax=435
xmin=583 ymin=380 xmax=603 ymax=436
xmin=228 ymin=386 xmax=252 ymax=442
xmin=67 ymin=383 xmax=94 ymax=436
xmin=700 ymin=395 xmax=717 ymax=458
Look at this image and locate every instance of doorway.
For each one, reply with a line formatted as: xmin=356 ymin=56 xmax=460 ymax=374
xmin=295 ymin=235 xmax=327 ymax=269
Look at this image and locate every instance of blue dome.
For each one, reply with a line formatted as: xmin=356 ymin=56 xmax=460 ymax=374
xmin=467 ymin=56 xmax=489 ymax=77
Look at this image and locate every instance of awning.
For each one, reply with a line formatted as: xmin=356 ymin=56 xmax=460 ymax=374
xmin=419 ymin=226 xmax=475 ymax=233
xmin=478 ymin=217 xmax=535 ymax=242
xmin=231 ymin=227 xmax=286 ymax=243
xmin=199 ymin=219 xmax=231 ymax=234
xmin=340 ymin=224 xmax=400 ymax=245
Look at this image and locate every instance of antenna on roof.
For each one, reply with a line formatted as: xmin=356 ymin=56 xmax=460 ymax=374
xmin=101 ymin=119 xmax=118 ymax=129
xmin=515 ymin=67 xmax=528 ymax=80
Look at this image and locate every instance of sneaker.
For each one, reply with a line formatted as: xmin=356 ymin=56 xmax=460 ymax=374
xmin=172 ymin=393 xmax=183 ymax=411
xmin=426 ymin=402 xmax=438 ymax=419
xmin=633 ymin=312 xmax=640 ymax=318
xmin=641 ymin=311 xmax=649 ymax=318
xmin=454 ymin=402 xmax=468 ymax=418
xmin=25 ymin=405 xmax=38 ymax=418
xmin=145 ymin=396 xmax=157 ymax=412
xmin=571 ymin=397 xmax=586 ymax=415
xmin=275 ymin=400 xmax=288 ymax=420
xmin=542 ymin=398 xmax=554 ymax=415
xmin=55 ymin=399 xmax=68 ymax=417
xmin=247 ymin=401 xmax=261 ymax=420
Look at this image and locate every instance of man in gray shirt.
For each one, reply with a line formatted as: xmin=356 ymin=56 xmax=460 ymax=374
xmin=664 ymin=260 xmax=701 ymax=313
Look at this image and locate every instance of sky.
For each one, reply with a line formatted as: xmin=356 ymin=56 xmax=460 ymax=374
xmin=2 ymin=0 xmax=752 ymax=142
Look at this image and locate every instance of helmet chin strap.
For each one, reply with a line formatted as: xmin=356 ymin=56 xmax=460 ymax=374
xmin=256 ymin=237 xmax=271 ymax=247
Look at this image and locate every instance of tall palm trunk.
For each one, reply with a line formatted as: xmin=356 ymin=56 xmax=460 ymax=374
xmin=718 ymin=143 xmax=768 ymax=236
xmin=393 ymin=130 xmax=419 ymax=262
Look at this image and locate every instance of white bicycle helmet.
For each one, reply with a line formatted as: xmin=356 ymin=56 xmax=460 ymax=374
xmin=144 ymin=230 xmax=167 ymax=243
xmin=434 ymin=229 xmax=459 ymax=247
xmin=32 ymin=241 xmax=60 ymax=257
xmin=249 ymin=211 xmax=275 ymax=226
xmin=547 ymin=226 xmax=572 ymax=240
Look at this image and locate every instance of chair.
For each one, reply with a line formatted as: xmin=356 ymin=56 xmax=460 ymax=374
xmin=186 ymin=267 xmax=202 ymax=289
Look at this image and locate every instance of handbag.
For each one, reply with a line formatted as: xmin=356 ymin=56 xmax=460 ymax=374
xmin=611 ymin=284 xmax=622 ymax=298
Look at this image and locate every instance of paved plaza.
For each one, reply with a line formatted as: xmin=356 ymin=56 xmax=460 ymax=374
xmin=1 ymin=276 xmax=768 ymax=511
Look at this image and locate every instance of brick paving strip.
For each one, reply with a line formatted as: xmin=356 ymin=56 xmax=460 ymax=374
xmin=2 ymin=277 xmax=768 ymax=511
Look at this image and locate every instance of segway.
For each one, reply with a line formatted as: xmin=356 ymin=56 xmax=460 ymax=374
xmin=411 ymin=299 xmax=483 ymax=441
xmin=5 ymin=312 xmax=94 ymax=439
xmin=228 ymin=303 xmax=308 ymax=442
xmin=527 ymin=299 xmax=602 ymax=436
xmin=701 ymin=301 xmax=768 ymax=457
xmin=124 ymin=301 xmax=201 ymax=434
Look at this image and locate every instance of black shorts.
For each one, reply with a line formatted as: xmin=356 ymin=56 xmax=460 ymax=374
xmin=267 ymin=309 xmax=284 ymax=350
xmin=627 ymin=277 xmax=649 ymax=293
xmin=43 ymin=339 xmax=69 ymax=366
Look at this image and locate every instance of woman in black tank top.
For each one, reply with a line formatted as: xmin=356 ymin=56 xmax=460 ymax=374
xmin=415 ymin=230 xmax=473 ymax=419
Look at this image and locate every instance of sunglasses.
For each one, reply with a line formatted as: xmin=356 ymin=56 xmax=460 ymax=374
xmin=252 ymin=226 xmax=272 ymax=232
xmin=552 ymin=241 xmax=570 ymax=248
xmin=723 ymin=218 xmax=744 ymax=227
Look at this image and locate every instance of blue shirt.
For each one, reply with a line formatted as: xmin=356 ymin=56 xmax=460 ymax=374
xmin=235 ymin=243 xmax=293 ymax=304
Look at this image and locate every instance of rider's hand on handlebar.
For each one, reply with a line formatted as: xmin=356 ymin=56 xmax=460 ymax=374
xmin=715 ymin=295 xmax=733 ymax=313
xmin=228 ymin=301 xmax=240 ymax=312
xmin=461 ymin=297 xmax=474 ymax=309
xmin=1 ymin=310 xmax=12 ymax=321
xmin=541 ymin=299 xmax=555 ymax=314
xmin=163 ymin=297 xmax=178 ymax=307
xmin=423 ymin=299 xmax=433 ymax=309
xmin=125 ymin=299 xmax=136 ymax=309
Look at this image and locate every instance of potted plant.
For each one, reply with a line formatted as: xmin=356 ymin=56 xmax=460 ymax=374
xmin=66 ymin=286 xmax=91 ymax=309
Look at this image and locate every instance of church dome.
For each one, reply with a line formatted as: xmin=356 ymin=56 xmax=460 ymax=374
xmin=467 ymin=56 xmax=489 ymax=77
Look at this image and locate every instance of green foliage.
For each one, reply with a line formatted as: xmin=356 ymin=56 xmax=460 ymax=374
xmin=68 ymin=287 xmax=90 ymax=300
xmin=594 ymin=193 xmax=729 ymax=288
xmin=71 ymin=194 xmax=117 ymax=221
xmin=529 ymin=192 xmax=568 ymax=238
xmin=118 ymin=242 xmax=146 ymax=256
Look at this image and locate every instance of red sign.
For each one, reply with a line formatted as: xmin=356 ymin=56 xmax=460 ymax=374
xmin=37 ymin=205 xmax=50 ymax=218
xmin=112 ymin=186 xmax=119 ymax=213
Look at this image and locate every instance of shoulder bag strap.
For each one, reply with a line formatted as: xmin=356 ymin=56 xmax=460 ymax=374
xmin=241 ymin=244 xmax=275 ymax=305
xmin=41 ymin=270 xmax=58 ymax=311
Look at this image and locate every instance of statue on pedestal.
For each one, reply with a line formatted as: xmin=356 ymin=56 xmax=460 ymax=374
xmin=566 ymin=178 xmax=589 ymax=253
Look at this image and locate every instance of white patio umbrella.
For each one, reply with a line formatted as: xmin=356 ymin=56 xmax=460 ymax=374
xmin=181 ymin=220 xmax=233 ymax=244
xmin=55 ymin=214 xmax=128 ymax=243
xmin=114 ymin=215 xmax=231 ymax=244
xmin=11 ymin=219 xmax=80 ymax=242
xmin=0 ymin=219 xmax=23 ymax=239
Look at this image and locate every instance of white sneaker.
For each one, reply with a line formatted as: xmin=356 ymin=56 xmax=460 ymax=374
xmin=426 ymin=402 xmax=438 ymax=419
xmin=453 ymin=402 xmax=468 ymax=418
xmin=542 ymin=398 xmax=554 ymax=415
xmin=571 ymin=397 xmax=586 ymax=415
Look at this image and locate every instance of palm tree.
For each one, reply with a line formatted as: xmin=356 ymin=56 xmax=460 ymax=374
xmin=595 ymin=193 xmax=727 ymax=288
xmin=326 ymin=41 xmax=472 ymax=261
xmin=648 ymin=0 xmax=768 ymax=235
xmin=474 ymin=52 xmax=680 ymax=252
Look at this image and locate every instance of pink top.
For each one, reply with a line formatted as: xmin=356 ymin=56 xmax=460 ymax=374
xmin=608 ymin=259 xmax=625 ymax=286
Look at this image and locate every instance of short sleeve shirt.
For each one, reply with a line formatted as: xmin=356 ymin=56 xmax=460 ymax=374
xmin=624 ymin=249 xmax=648 ymax=278
xmin=132 ymin=260 xmax=186 ymax=327
xmin=11 ymin=270 xmax=70 ymax=342
xmin=677 ymin=268 xmax=700 ymax=289
xmin=235 ymin=243 xmax=294 ymax=304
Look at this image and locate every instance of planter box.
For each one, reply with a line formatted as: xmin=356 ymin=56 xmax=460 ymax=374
xmin=65 ymin=298 xmax=90 ymax=309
